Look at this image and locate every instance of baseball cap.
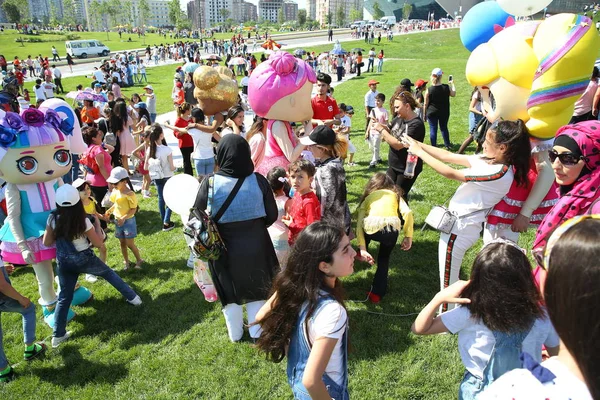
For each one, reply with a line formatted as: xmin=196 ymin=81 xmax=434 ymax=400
xmin=400 ymin=78 xmax=414 ymax=87
xmin=431 ymin=68 xmax=443 ymax=76
xmin=299 ymin=125 xmax=336 ymax=146
xmin=106 ymin=166 xmax=129 ymax=184
xmin=368 ymin=79 xmax=380 ymax=85
xmin=176 ymin=82 xmax=183 ymax=88
xmin=415 ymin=79 xmax=427 ymax=88
xmin=143 ymin=84 xmax=153 ymax=90
xmin=94 ymin=83 xmax=102 ymax=87
xmin=134 ymin=102 xmax=147 ymax=109
xmin=346 ymin=105 xmax=355 ymax=114
xmin=316 ymin=72 xmax=332 ymax=85
xmin=55 ymin=184 xmax=81 ymax=207
xmin=72 ymin=178 xmax=89 ymax=189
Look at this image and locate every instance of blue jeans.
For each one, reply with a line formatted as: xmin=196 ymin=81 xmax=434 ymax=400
xmin=427 ymin=113 xmax=451 ymax=147
xmin=0 ymin=270 xmax=37 ymax=368
xmin=154 ymin=177 xmax=172 ymax=224
xmin=150 ymin=113 xmax=156 ymax=123
xmin=54 ymin=245 xmax=137 ymax=338
xmin=194 ymin=157 xmax=215 ymax=176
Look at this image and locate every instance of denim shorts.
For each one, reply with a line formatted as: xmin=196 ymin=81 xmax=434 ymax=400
xmin=115 ymin=216 xmax=137 ymax=239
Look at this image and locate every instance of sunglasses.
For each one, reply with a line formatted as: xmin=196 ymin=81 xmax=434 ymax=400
xmin=548 ymin=150 xmax=583 ymax=166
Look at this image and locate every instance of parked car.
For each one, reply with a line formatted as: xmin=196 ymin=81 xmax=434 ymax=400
xmin=350 ymin=20 xmax=367 ymax=29
xmin=65 ymin=40 xmax=110 ymax=59
xmin=379 ymin=16 xmax=397 ymax=26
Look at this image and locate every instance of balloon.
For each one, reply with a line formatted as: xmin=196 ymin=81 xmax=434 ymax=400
xmin=497 ymin=0 xmax=552 ymax=17
xmin=163 ymin=174 xmax=200 ymax=217
xmin=460 ymin=2 xmax=513 ymax=52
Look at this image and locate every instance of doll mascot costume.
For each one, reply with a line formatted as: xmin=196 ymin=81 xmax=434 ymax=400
xmin=0 ymin=107 xmax=92 ymax=327
xmin=248 ymin=51 xmax=316 ymax=175
xmin=463 ymin=12 xmax=599 ymax=243
xmin=193 ymin=65 xmax=238 ymax=116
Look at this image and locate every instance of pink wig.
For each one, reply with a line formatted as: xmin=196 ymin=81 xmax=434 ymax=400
xmin=248 ymin=51 xmax=317 ymax=117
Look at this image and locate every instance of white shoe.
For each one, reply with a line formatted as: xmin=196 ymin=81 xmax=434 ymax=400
xmin=142 ymin=190 xmax=151 ymax=198
xmin=127 ymin=295 xmax=142 ymax=306
xmin=85 ymin=274 xmax=98 ymax=283
xmin=52 ymin=331 xmax=72 ymax=348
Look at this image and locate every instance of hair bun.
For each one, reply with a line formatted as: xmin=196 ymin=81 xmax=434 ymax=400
xmin=270 ymin=52 xmax=297 ymax=76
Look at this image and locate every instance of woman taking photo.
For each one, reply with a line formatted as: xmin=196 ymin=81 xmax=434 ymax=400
xmin=404 ymin=120 xmax=530 ymax=312
xmin=376 ymin=90 xmax=426 ymax=199
xmin=197 ymin=135 xmax=278 ymax=342
xmin=423 ymin=68 xmax=456 ymax=149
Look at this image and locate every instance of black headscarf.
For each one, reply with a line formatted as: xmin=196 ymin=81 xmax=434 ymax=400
xmin=216 ymin=134 xmax=254 ymax=178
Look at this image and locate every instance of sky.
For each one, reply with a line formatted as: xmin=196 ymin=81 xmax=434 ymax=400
xmin=182 ymin=0 xmax=307 ymax=12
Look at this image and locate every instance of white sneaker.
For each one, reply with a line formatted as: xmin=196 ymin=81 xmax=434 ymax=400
xmin=127 ymin=295 xmax=142 ymax=306
xmin=85 ymin=274 xmax=98 ymax=283
xmin=142 ymin=190 xmax=151 ymax=198
xmin=52 ymin=331 xmax=72 ymax=348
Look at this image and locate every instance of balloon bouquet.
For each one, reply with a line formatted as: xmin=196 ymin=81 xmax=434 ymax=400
xmin=460 ymin=1 xmax=600 ymax=242
xmin=0 ymin=101 xmax=92 ymax=327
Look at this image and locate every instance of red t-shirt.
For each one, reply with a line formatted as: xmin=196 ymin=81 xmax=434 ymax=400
xmin=311 ymin=95 xmax=340 ymax=124
xmin=288 ymin=191 xmax=321 ymax=245
xmin=174 ymin=117 xmax=193 ymax=148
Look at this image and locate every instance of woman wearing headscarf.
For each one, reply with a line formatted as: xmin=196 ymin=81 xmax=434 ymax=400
xmin=197 ymin=135 xmax=278 ymax=343
xmin=532 ymin=120 xmax=600 ymax=285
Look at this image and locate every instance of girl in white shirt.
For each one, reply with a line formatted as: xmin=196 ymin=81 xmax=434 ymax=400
xmin=405 ymin=120 xmax=531 ymax=312
xmin=187 ymin=107 xmax=222 ymax=176
xmin=412 ymin=240 xmax=560 ymax=399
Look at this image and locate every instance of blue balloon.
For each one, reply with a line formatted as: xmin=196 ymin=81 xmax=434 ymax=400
xmin=460 ymin=2 xmax=513 ymax=52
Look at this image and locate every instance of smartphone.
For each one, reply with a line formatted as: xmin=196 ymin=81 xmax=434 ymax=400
xmin=449 ymin=75 xmax=453 ymax=82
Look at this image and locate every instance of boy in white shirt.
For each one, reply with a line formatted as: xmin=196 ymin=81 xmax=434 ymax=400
xmin=144 ymin=85 xmax=157 ymax=123
xmin=33 ymin=79 xmax=46 ymax=102
xmin=365 ymin=93 xmax=388 ymax=168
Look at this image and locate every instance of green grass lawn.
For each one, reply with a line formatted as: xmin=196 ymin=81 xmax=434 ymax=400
xmin=1 ymin=28 xmax=539 ymax=399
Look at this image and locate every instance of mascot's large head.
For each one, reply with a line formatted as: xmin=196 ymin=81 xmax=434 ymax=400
xmin=193 ymin=65 xmax=238 ymax=116
xmin=464 ymin=13 xmax=599 ymax=140
xmin=248 ymin=51 xmax=316 ymax=122
xmin=0 ymin=108 xmax=74 ymax=184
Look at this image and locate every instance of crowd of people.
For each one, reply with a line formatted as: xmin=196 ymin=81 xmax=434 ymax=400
xmin=0 ymin=37 xmax=598 ymax=400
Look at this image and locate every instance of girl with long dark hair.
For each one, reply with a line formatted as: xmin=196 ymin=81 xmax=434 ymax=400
xmin=256 ymin=222 xmax=355 ymax=400
xmin=110 ymin=99 xmax=135 ymax=172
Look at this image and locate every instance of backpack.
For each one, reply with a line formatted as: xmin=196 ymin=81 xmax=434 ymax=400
xmin=147 ymin=157 xmax=164 ymax=180
xmin=78 ymin=147 xmax=100 ymax=175
xmin=183 ymin=175 xmax=246 ymax=261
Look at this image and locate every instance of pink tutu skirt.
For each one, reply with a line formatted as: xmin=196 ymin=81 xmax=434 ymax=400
xmin=255 ymin=155 xmax=291 ymax=176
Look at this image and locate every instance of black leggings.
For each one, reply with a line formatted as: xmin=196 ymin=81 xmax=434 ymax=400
xmin=365 ymin=228 xmax=399 ymax=297
xmin=386 ymin=167 xmax=421 ymax=202
xmin=180 ymin=146 xmax=193 ymax=176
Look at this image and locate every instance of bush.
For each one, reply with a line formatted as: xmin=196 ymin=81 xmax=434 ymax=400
xmin=65 ymin=34 xmax=81 ymax=40
xmin=15 ymin=37 xmax=44 ymax=42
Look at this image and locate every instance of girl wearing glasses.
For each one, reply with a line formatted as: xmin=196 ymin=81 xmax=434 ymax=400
xmin=532 ymin=121 xmax=600 ymax=287
xmin=404 ymin=120 xmax=530 ymax=312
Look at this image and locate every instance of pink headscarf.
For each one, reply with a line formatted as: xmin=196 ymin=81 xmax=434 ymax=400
xmin=533 ymin=120 xmax=600 ymax=251
xmin=248 ymin=51 xmax=317 ymax=117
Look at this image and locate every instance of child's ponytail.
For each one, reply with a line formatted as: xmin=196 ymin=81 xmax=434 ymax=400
xmin=489 ymin=119 xmax=531 ymax=187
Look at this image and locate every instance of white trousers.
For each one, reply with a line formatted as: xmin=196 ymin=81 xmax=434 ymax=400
xmin=369 ymin=132 xmax=382 ymax=165
xmin=438 ymin=223 xmax=482 ymax=312
xmin=482 ymin=224 xmax=520 ymax=244
xmin=222 ymin=300 xmax=266 ymax=342
xmin=33 ymin=260 xmax=58 ymax=306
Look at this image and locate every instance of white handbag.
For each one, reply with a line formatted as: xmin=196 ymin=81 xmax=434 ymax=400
xmin=424 ymin=206 xmax=457 ymax=234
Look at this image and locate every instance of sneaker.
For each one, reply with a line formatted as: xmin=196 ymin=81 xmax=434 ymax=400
xmin=143 ymin=190 xmax=151 ymax=199
xmin=85 ymin=274 xmax=98 ymax=283
xmin=162 ymin=221 xmax=175 ymax=232
xmin=0 ymin=366 xmax=15 ymax=383
xmin=347 ymin=162 xmax=356 ymax=167
xmin=51 ymin=331 xmax=72 ymax=348
xmin=377 ymin=159 xmax=384 ymax=164
xmin=24 ymin=343 xmax=47 ymax=361
xmin=127 ymin=295 xmax=142 ymax=306
xmin=367 ymin=291 xmax=381 ymax=304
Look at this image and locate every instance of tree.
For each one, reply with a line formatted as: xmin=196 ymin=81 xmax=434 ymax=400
xmin=89 ymin=0 xmax=103 ymax=30
xmin=335 ymin=4 xmax=345 ymax=27
xmin=219 ymin=8 xmax=230 ymax=22
xmin=50 ymin=1 xmax=59 ymax=25
xmin=277 ymin=7 xmax=284 ymax=25
xmin=402 ymin=2 xmax=413 ymax=20
xmin=297 ymin=9 xmax=306 ymax=26
xmin=372 ymin=2 xmax=384 ymax=20
xmin=169 ymin=0 xmax=183 ymax=25
xmin=326 ymin=12 xmax=332 ymax=26
xmin=349 ymin=7 xmax=362 ymax=22
xmin=62 ymin=0 xmax=76 ymax=26
xmin=1 ymin=0 xmax=21 ymax=23
xmin=121 ymin=0 xmax=133 ymax=25
xmin=138 ymin=0 xmax=151 ymax=27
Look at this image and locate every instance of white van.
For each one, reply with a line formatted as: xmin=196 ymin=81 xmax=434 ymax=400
xmin=350 ymin=20 xmax=367 ymax=29
xmin=379 ymin=16 xmax=397 ymax=27
xmin=65 ymin=40 xmax=110 ymax=59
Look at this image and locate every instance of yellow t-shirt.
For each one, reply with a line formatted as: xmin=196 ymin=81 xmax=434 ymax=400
xmin=109 ymin=190 xmax=138 ymax=219
xmin=82 ymin=197 xmax=97 ymax=215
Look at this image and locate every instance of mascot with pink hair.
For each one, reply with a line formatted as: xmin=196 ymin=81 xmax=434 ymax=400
xmin=0 ymin=103 xmax=91 ymax=327
xmin=248 ymin=51 xmax=316 ymax=175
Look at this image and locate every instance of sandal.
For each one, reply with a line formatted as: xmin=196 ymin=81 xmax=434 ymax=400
xmin=123 ymin=261 xmax=130 ymax=271
xmin=134 ymin=259 xmax=144 ymax=270
xmin=24 ymin=343 xmax=47 ymax=361
xmin=0 ymin=366 xmax=15 ymax=383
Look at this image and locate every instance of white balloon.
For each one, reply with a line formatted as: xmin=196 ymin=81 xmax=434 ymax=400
xmin=163 ymin=174 xmax=200 ymax=217
xmin=497 ymin=0 xmax=552 ymax=17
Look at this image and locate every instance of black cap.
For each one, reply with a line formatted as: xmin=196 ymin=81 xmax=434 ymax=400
xmin=317 ymin=72 xmax=332 ymax=85
xmin=400 ymin=78 xmax=414 ymax=87
xmin=300 ymin=125 xmax=336 ymax=146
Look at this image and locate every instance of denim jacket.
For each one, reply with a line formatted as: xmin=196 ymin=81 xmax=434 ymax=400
xmin=209 ymin=173 xmax=266 ymax=224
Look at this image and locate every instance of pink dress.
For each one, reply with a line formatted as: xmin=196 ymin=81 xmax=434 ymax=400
xmin=255 ymin=120 xmax=296 ymax=176
xmin=119 ymin=116 xmax=136 ymax=156
xmin=249 ymin=132 xmax=266 ymax=171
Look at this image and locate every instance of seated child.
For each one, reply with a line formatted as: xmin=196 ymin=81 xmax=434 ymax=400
xmin=283 ymin=160 xmax=321 ymax=245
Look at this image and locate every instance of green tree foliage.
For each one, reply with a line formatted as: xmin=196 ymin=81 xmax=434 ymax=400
xmin=336 ymin=4 xmax=345 ymax=27
xmin=349 ymin=7 xmax=362 ymax=22
xmin=50 ymin=1 xmax=59 ymax=25
xmin=88 ymin=0 xmax=103 ymax=30
xmin=1 ymin=0 xmax=21 ymax=23
xmin=62 ymin=0 xmax=76 ymax=26
xmin=297 ymin=9 xmax=306 ymax=26
xmin=372 ymin=2 xmax=384 ymax=20
xmin=326 ymin=12 xmax=332 ymax=26
xmin=168 ymin=0 xmax=183 ymax=25
xmin=138 ymin=0 xmax=151 ymax=27
xmin=277 ymin=7 xmax=284 ymax=25
xmin=402 ymin=2 xmax=413 ymax=20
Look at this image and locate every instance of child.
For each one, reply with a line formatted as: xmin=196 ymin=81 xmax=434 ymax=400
xmin=283 ymin=160 xmax=321 ymax=245
xmin=266 ymin=167 xmax=292 ymax=265
xmin=338 ymin=103 xmax=356 ymax=166
xmin=411 ymin=240 xmax=560 ymax=399
xmin=44 ymin=184 xmax=142 ymax=348
xmin=255 ymin=222 xmax=355 ymax=399
xmin=365 ymin=93 xmax=388 ymax=168
xmin=104 ymin=167 xmax=144 ymax=270
xmin=132 ymin=127 xmax=152 ymax=198
xmin=0 ymin=262 xmax=46 ymax=383
xmin=356 ymin=173 xmax=414 ymax=303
